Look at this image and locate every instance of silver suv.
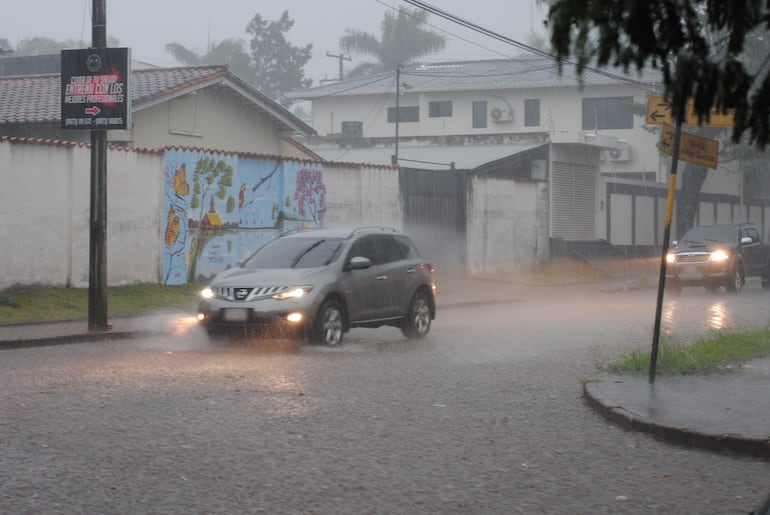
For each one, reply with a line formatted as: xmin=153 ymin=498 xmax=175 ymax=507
xmin=197 ymin=227 xmax=436 ymax=345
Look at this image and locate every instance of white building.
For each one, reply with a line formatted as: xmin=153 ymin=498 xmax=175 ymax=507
xmin=289 ymin=57 xmax=663 ymax=178
xmin=288 ymin=57 xmax=757 ymax=262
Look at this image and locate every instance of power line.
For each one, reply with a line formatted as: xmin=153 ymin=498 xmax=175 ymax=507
xmin=400 ymin=0 xmax=659 ymax=92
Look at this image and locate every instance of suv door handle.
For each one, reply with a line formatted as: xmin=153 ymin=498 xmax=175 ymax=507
xmin=376 ymin=275 xmax=388 ymax=280
xmin=406 ymin=268 xmax=416 ymax=273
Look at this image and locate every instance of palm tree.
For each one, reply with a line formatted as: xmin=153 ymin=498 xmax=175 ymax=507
xmin=339 ymin=7 xmax=446 ymax=78
xmin=165 ymin=39 xmax=252 ymax=84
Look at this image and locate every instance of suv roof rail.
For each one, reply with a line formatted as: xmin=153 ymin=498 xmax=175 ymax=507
xmin=351 ymin=226 xmax=398 ymax=235
xmin=277 ymin=227 xmax=315 ymax=237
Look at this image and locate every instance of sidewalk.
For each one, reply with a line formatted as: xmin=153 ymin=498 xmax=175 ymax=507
xmin=1 ymin=276 xmax=769 ymax=459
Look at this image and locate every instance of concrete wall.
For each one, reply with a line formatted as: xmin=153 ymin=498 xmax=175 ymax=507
xmin=0 ymin=139 xmax=163 ymax=288
xmin=0 ymin=139 xmax=400 ymax=288
xmin=466 ymin=176 xmax=549 ymax=274
xmin=322 ymin=164 xmax=402 ymax=230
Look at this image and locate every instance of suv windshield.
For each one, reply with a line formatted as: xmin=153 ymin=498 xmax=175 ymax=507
xmin=242 ymin=237 xmax=344 ymax=269
xmin=680 ymin=225 xmax=737 ymax=245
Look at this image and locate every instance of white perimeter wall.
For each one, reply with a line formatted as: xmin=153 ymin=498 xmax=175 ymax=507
xmin=466 ymin=177 xmax=549 ymax=274
xmin=0 ymin=140 xmax=402 ymax=288
xmin=0 ymin=140 xmax=163 ymax=289
xmin=322 ymin=164 xmax=402 ymax=231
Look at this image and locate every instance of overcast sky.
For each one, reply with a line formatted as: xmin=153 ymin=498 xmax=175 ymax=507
xmin=1 ymin=0 xmax=548 ymax=83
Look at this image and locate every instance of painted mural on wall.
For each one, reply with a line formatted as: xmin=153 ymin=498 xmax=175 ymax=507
xmin=163 ymin=150 xmax=326 ymax=285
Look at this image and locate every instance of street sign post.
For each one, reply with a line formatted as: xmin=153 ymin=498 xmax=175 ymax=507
xmin=659 ymin=123 xmax=719 ymax=169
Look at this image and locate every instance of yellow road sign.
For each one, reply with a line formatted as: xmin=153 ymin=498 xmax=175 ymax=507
xmin=646 ymin=96 xmax=735 ymax=127
xmin=685 ymin=105 xmax=735 ymax=128
xmin=659 ymin=123 xmax=719 ymax=169
xmin=646 ymin=96 xmax=673 ymax=124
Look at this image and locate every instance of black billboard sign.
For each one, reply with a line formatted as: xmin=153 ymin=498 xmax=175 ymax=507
xmin=61 ymin=47 xmax=131 ymax=130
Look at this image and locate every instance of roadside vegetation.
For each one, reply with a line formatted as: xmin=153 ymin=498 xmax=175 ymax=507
xmin=0 ymin=283 xmax=199 ymax=325
xmin=606 ymin=329 xmax=770 ymax=376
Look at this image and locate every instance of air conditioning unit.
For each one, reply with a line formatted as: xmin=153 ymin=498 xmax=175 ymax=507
xmin=603 ymin=145 xmax=631 ymax=162
xmin=490 ymin=106 xmax=513 ymax=123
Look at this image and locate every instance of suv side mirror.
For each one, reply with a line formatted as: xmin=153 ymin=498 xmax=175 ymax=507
xmin=741 ymin=236 xmax=753 ymax=245
xmin=347 ymin=256 xmax=371 ymax=271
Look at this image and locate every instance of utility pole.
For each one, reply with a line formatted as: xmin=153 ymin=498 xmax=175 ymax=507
xmin=326 ymin=51 xmax=351 ymax=81
xmin=393 ymin=64 xmax=402 ymax=166
xmin=89 ymin=0 xmax=108 ymax=331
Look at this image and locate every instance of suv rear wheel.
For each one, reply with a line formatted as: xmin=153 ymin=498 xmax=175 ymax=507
xmin=402 ymin=291 xmax=431 ymax=339
xmin=313 ymin=298 xmax=344 ymax=346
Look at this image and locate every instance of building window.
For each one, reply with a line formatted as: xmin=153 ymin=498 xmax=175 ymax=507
xmin=524 ymin=98 xmax=540 ymax=127
xmin=582 ymin=96 xmax=633 ymax=130
xmin=472 ymin=101 xmax=487 ymax=128
xmin=429 ymin=100 xmax=453 ymax=117
xmin=340 ymin=121 xmax=363 ymax=138
xmin=387 ymin=106 xmax=419 ymax=123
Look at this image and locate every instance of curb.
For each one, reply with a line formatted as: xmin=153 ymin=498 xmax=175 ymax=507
xmin=583 ymin=380 xmax=770 ymax=460
xmin=0 ymin=330 xmax=151 ymax=350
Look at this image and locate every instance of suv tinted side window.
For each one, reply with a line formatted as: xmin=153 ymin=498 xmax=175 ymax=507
xmin=349 ymin=236 xmax=382 ymax=265
xmin=380 ymin=235 xmax=404 ymax=263
xmin=394 ymin=235 xmax=416 ymax=259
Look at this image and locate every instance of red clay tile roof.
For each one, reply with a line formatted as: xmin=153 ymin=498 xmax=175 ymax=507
xmin=0 ymin=64 xmax=313 ymax=134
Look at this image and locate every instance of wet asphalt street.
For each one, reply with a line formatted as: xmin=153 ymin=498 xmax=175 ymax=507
xmin=1 ymin=282 xmax=769 ymax=514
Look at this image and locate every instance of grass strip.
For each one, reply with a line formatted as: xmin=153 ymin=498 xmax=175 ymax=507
xmin=0 ymin=283 xmax=200 ymax=325
xmin=607 ymin=328 xmax=770 ymax=375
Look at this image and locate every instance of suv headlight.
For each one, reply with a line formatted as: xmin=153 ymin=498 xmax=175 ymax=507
xmin=273 ymin=286 xmax=313 ymax=300
xmin=200 ymin=287 xmax=214 ymax=299
xmin=666 ymin=253 xmax=676 ymax=264
xmin=710 ymin=250 xmax=729 ymax=262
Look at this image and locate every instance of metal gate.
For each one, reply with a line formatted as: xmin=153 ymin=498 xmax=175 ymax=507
xmin=399 ymin=168 xmax=467 ymax=274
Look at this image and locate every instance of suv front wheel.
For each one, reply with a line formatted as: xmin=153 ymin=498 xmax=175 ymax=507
xmin=725 ymin=264 xmax=744 ymax=293
xmin=313 ymin=298 xmax=345 ymax=346
xmin=402 ymin=291 xmax=432 ymax=339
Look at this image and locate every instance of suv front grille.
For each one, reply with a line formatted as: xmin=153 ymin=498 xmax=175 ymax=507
xmin=213 ymin=285 xmax=288 ymax=301
xmin=675 ymin=253 xmax=709 ymax=263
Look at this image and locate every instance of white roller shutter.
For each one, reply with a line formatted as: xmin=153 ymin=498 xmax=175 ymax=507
xmin=551 ymin=162 xmax=597 ymax=240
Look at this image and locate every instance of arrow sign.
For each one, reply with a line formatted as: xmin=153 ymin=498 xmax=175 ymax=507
xmin=84 ymin=106 xmax=101 ymax=116
xmin=659 ymin=123 xmax=719 ymax=169
xmin=646 ymin=96 xmax=673 ymax=124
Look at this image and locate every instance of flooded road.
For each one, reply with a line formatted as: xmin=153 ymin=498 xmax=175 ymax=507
xmin=1 ymin=280 xmax=768 ymax=513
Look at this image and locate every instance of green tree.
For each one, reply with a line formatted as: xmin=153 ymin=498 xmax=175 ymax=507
xmin=246 ymin=11 xmax=312 ymax=105
xmin=12 ymin=36 xmax=120 ymax=55
xmin=165 ymin=39 xmax=252 ymax=84
xmin=166 ymin=11 xmax=312 ymax=106
xmin=546 ymin=0 xmax=770 ymax=149
xmin=339 ymin=7 xmax=447 ymax=78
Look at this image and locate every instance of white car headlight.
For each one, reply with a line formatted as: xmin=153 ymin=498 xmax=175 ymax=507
xmin=710 ymin=250 xmax=729 ymax=262
xmin=273 ymin=286 xmax=313 ymax=300
xmin=200 ymin=287 xmax=214 ymax=299
xmin=666 ymin=253 xmax=676 ymax=264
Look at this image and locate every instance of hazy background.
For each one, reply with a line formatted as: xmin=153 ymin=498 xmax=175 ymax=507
xmin=1 ymin=0 xmax=548 ymax=83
